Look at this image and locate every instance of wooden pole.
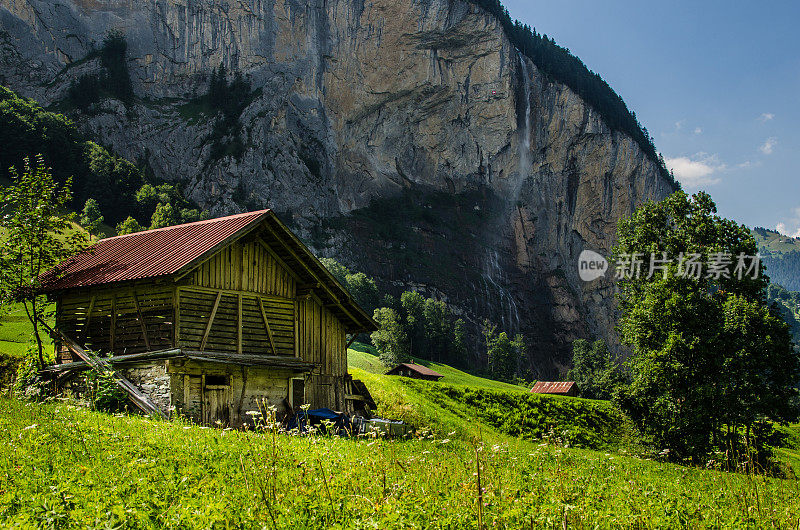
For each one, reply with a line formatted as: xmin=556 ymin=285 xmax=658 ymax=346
xmin=132 ymin=291 xmax=152 ymax=351
xmin=237 ymin=293 xmax=243 ymax=355
xmin=258 ymin=297 xmax=278 ymax=356
xmin=200 ymin=291 xmax=223 ymax=352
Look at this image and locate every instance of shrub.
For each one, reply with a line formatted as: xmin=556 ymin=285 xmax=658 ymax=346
xmin=85 ymin=369 xmax=127 ymax=412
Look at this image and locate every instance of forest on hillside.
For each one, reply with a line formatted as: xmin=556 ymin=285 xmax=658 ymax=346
xmin=0 ymin=86 xmax=201 ymax=233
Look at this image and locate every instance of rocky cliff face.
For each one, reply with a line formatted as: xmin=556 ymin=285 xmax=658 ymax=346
xmin=0 ymin=0 xmax=675 ymax=374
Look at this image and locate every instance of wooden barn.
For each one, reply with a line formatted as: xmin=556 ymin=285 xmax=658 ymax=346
xmin=40 ymin=210 xmax=377 ymax=425
xmin=530 ymin=381 xmax=578 ymax=397
xmin=386 ymin=363 xmax=444 ymax=381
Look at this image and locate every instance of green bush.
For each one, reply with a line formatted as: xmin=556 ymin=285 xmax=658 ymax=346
xmin=85 ymin=369 xmax=127 ymax=412
xmin=11 ymin=354 xmax=46 ymax=401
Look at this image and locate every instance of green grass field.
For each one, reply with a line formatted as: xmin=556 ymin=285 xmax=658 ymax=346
xmin=3 ymin=397 xmax=800 ymax=527
xmin=3 ymin=333 xmax=800 ymax=525
xmin=347 ymin=342 xmax=529 ymax=391
xmin=0 ymin=304 xmax=35 ymax=359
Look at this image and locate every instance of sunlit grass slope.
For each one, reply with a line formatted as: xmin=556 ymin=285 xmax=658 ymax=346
xmin=3 ymin=398 xmax=800 ymax=528
xmin=347 ymin=341 xmax=528 ymax=391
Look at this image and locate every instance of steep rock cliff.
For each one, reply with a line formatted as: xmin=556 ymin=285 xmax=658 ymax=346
xmin=0 ymin=0 xmax=675 ymax=374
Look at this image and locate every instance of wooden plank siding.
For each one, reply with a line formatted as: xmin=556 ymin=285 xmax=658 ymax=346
xmin=176 ymin=287 xmax=295 ymax=356
xmin=183 ymin=240 xmax=295 ymax=298
xmin=53 ymin=235 xmax=352 ymax=412
xmin=297 ymin=297 xmax=347 ymax=378
xmin=56 ymin=285 xmax=174 ymax=360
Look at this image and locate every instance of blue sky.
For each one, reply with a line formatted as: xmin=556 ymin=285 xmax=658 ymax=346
xmin=502 ymin=0 xmax=800 ymax=236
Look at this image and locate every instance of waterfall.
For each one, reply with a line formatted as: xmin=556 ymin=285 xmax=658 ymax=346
xmin=474 ymin=53 xmax=532 ymax=336
xmin=517 ymin=52 xmax=532 ymax=191
xmin=480 ymin=249 xmax=521 ymax=335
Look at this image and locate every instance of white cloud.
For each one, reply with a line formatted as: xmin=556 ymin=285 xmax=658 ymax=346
xmin=758 ymin=113 xmax=775 ymax=123
xmin=693 ymin=127 xmax=702 ymax=135
xmin=776 ymin=208 xmax=800 ymax=238
xmin=665 ymin=153 xmax=726 ymax=188
xmin=674 ymin=120 xmax=685 ymax=131
xmin=759 ymin=136 xmax=778 ymax=155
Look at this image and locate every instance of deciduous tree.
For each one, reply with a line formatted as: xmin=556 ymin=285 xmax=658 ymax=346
xmin=0 ymin=155 xmax=88 ymax=367
xmin=614 ymin=191 xmax=800 ymax=462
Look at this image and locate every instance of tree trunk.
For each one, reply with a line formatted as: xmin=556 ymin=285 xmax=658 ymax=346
xmin=26 ymin=299 xmax=45 ymax=368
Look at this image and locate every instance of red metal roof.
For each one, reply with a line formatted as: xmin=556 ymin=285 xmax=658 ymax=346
xmin=390 ymin=363 xmax=444 ymax=378
xmin=41 ymin=210 xmax=271 ymax=291
xmin=530 ymin=381 xmax=577 ymax=395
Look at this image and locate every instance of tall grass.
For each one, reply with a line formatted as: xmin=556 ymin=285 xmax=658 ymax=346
xmin=2 ymin=398 xmax=800 ymax=527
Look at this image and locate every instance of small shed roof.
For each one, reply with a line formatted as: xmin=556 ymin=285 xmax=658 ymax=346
xmin=387 ymin=363 xmax=444 ymax=379
xmin=40 ymin=210 xmax=377 ymax=333
xmin=530 ymin=381 xmax=577 ymax=395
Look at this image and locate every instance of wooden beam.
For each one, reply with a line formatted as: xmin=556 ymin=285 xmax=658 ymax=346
xmin=82 ymin=295 xmax=96 ymax=344
xmin=173 ymin=286 xmax=180 ymax=348
xmin=39 ymin=321 xmax=167 ymax=418
xmin=258 ymin=296 xmax=278 ymax=356
xmin=346 ymin=334 xmax=358 ymax=350
xmin=199 ymin=291 xmax=223 ymax=352
xmin=294 ymin=300 xmax=299 ymax=358
xmin=254 ymin=236 xmax=303 ymax=283
xmin=177 ymin=285 xmax=294 ymax=304
xmin=42 ymin=348 xmax=184 ymax=373
xmin=131 ymin=291 xmax=152 ymax=352
xmin=110 ymin=294 xmax=117 ymax=354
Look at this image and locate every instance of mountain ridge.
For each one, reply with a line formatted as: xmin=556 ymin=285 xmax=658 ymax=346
xmin=0 ymin=0 xmax=676 ymax=374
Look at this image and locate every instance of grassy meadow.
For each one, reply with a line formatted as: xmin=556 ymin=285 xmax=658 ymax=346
xmin=3 ymin=397 xmax=800 ymax=528
xmin=1 ymin=343 xmax=800 ymax=526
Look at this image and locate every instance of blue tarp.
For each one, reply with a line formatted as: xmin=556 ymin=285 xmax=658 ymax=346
xmin=287 ymin=408 xmax=350 ymax=433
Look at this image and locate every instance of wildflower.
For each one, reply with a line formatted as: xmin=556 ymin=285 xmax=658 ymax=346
xmin=22 ymin=424 xmax=37 ymax=431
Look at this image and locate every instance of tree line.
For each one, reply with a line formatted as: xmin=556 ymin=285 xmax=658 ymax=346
xmin=320 ymin=257 xmax=532 ymax=384
xmin=321 ymin=256 xmax=469 ymax=367
xmin=0 ymin=85 xmax=201 ymax=236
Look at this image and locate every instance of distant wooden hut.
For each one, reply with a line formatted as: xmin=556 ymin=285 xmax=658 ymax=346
xmin=386 ymin=363 xmax=444 ymax=381
xmin=530 ymin=381 xmax=578 ymax=397
xmin=40 ymin=210 xmax=377 ymax=425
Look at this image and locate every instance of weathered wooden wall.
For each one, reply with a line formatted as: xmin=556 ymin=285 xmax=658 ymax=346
xmin=56 ymin=284 xmax=174 ymax=360
xmin=176 ymin=287 xmax=296 ymax=356
xmin=297 ymin=296 xmax=348 ymax=410
xmin=167 ymin=358 xmax=297 ymax=426
xmin=297 ymin=297 xmax=347 ymax=377
xmin=183 ymin=240 xmax=296 ymax=298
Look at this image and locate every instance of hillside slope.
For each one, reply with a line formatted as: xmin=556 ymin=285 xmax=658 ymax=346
xmin=755 ymin=227 xmax=800 ymax=291
xmin=3 ymin=394 xmax=800 ymax=527
xmin=0 ymin=0 xmax=676 ymax=373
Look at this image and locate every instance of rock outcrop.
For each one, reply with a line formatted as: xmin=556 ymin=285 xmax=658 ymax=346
xmin=0 ymin=0 xmax=675 ymax=374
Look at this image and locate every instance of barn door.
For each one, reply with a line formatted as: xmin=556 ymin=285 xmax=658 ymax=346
xmin=202 ymin=375 xmax=230 ymax=426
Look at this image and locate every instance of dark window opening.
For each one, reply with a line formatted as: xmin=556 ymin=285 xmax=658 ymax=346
xmin=205 ymin=374 xmax=228 ymax=386
xmin=291 ymin=378 xmax=305 ymax=407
